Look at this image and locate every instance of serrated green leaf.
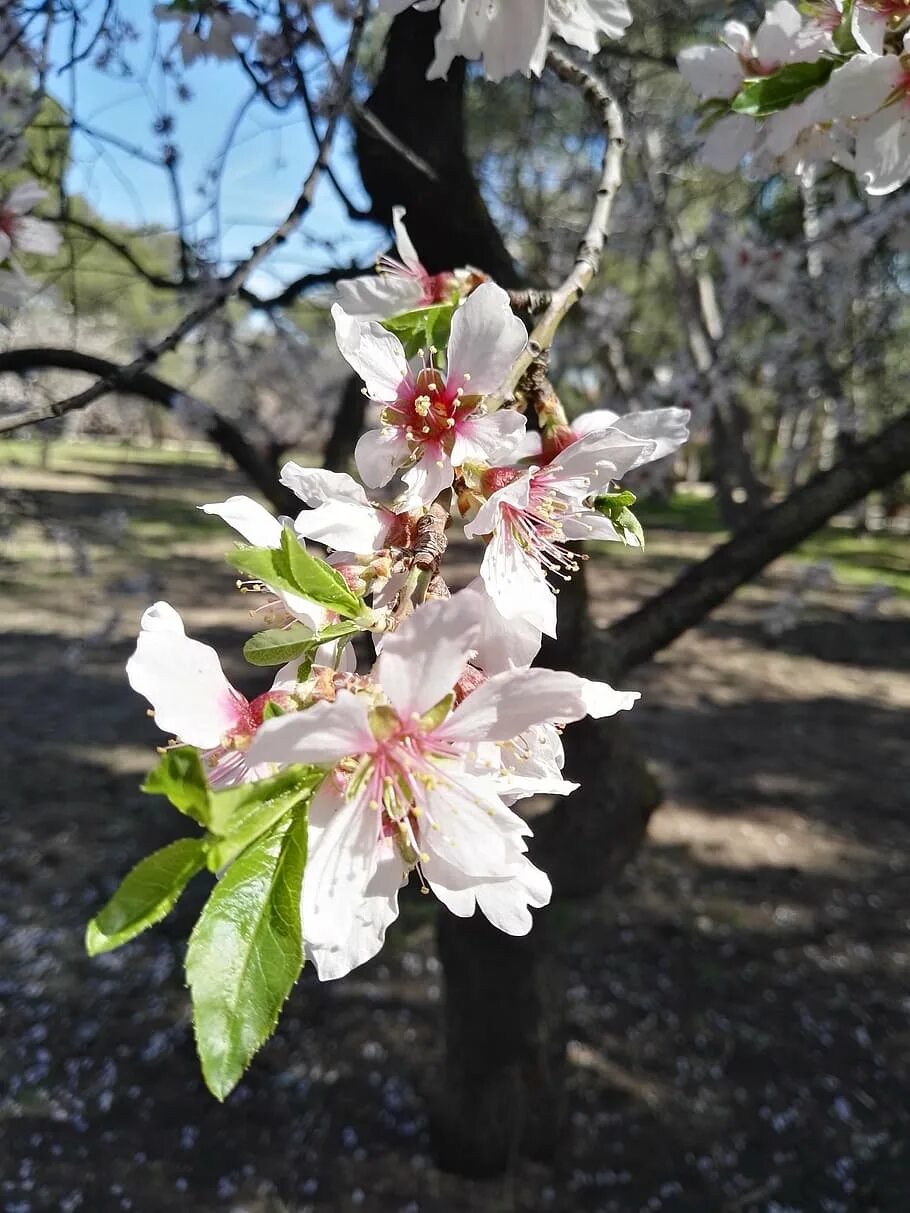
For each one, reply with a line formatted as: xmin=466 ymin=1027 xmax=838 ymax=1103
xmin=141 ymin=746 xmax=211 ymax=826
xmin=226 ymin=544 xmax=301 ymax=598
xmin=731 ymin=59 xmax=836 ymax=117
xmin=86 ymin=838 xmax=205 ymax=956
xmin=382 ymin=302 xmax=456 ymax=359
xmin=187 ymin=808 xmax=308 ymax=1100
xmin=243 ymin=623 xmax=316 ymax=667
xmin=228 ymin=530 xmax=366 ymax=620
xmin=204 ymin=765 xmax=324 ymax=870
xmin=279 ymin=528 xmax=364 ymax=619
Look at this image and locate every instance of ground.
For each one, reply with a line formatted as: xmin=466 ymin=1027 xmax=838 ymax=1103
xmin=1 ymin=441 xmax=908 ymax=1213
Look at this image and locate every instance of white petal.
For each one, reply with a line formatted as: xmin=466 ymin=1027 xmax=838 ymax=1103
xmin=12 ymin=217 xmax=61 ymax=256
xmin=336 ymin=273 xmax=423 ymax=321
xmin=555 ymin=427 xmax=657 ymax=486
xmin=199 ymin=495 xmax=283 ymax=548
xmin=0 ymin=232 xmax=12 ymax=263
xmin=463 ymin=578 xmax=542 ymax=674
xmin=354 ymin=426 xmax=410 ymax=488
xmin=700 ymin=113 xmax=756 ymax=172
xmin=478 ymin=525 xmax=557 ymax=637
xmin=375 ymin=591 xmax=481 ymax=718
xmin=753 ymin=0 xmax=802 ymax=63
xmin=464 ymin=471 xmax=531 ymax=538
xmin=445 ymin=282 xmax=527 ymax=395
xmin=570 ymin=408 xmax=620 ymax=436
xmin=420 ymin=772 xmax=519 ymax=876
xmin=441 ymin=668 xmax=638 ymax=743
xmin=247 ymin=690 xmax=374 ymax=767
xmin=851 ymin=3 xmax=886 ymax=54
xmin=391 ymin=205 xmax=423 ymax=275
xmin=856 ymin=106 xmax=910 ymax=196
xmin=430 ymin=0 xmax=546 ymax=81
xmin=126 ymin=604 xmax=243 ymax=748
xmin=677 ymin=45 xmax=744 ymax=100
xmin=281 ymin=464 xmax=388 ymax=552
xmin=474 ymin=860 xmax=552 ymax=935
xmin=301 ymin=781 xmax=389 ymax=979
xmin=398 ymin=447 xmax=454 ymax=508
xmin=331 ymin=303 xmax=409 ymax=401
xmin=450 ymin=408 xmax=527 ymax=465
xmin=571 ymin=407 xmax=690 ymax=468
xmin=307 ymin=851 xmax=403 ymax=981
xmin=5 ymin=180 xmax=46 ymax=214
xmin=551 ymin=0 xmax=632 ymax=48
xmin=825 ymin=54 xmax=897 ymax=120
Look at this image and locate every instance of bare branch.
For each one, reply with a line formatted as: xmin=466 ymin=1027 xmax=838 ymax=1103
xmin=487 ymin=49 xmax=625 ymax=409
xmin=0 ymin=1 xmax=369 ymax=437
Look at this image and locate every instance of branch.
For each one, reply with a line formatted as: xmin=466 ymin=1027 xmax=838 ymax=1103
xmin=487 ymin=49 xmax=625 ymax=409
xmin=0 ymin=347 xmax=298 ymax=515
xmin=3 ymin=2 xmax=368 ymax=436
xmin=606 ymin=410 xmax=910 ymax=673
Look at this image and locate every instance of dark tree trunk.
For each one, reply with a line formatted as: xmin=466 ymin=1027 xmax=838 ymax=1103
xmin=322 ymin=374 xmax=368 ymax=472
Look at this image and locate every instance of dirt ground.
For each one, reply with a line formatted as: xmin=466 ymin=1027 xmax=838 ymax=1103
xmin=1 ymin=448 xmax=908 ymax=1213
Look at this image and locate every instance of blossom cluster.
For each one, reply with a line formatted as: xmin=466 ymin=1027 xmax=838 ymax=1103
xmin=117 ymin=211 xmax=689 ymax=1002
xmin=678 ymin=0 xmax=910 ymax=195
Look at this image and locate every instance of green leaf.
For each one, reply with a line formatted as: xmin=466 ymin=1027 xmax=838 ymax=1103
xmin=186 ymin=808 xmax=308 ymax=1100
xmin=142 ymin=746 xmax=211 ymax=826
xmin=382 ymin=302 xmax=456 ymax=360
xmin=279 ymin=528 xmax=365 ymax=619
xmin=227 ymin=529 xmax=366 ymax=620
xmin=243 ymin=623 xmax=316 ymax=667
xmin=731 ymin=59 xmax=836 ymax=117
xmin=593 ymin=493 xmax=646 ymax=550
xmin=85 ymin=838 xmax=205 ymax=956
xmin=204 ymin=765 xmax=324 ymax=871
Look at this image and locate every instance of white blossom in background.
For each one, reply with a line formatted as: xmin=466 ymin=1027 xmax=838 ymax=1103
xmin=677 ymin=0 xmax=910 ymax=193
xmin=379 ymin=0 xmax=631 ymax=82
xmin=334 ymin=281 xmax=528 ymax=507
xmin=0 ymin=180 xmax=61 ymax=262
xmin=153 ymin=3 xmax=257 ymax=66
xmin=825 ymin=37 xmax=910 ymax=194
xmin=247 ymin=592 xmax=638 ymax=979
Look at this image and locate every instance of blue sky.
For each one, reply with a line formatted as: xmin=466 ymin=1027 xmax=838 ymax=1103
xmin=43 ymin=4 xmax=385 ymax=300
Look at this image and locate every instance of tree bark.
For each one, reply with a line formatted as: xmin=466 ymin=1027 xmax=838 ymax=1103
xmin=0 ymin=347 xmax=299 ymax=515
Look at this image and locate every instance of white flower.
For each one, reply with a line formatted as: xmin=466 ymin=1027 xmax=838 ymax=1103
xmin=278 ymin=464 xmax=406 ymax=555
xmin=380 ymin=0 xmax=631 ymax=83
xmin=466 ymin=416 xmax=688 ymax=635
xmin=0 ymin=180 xmax=61 ymax=263
xmin=336 ymin=206 xmax=458 ymax=321
xmin=678 ymin=2 xmax=811 ymax=101
xmin=334 ymin=281 xmax=528 ymax=508
xmin=825 ymin=40 xmax=910 ymax=194
xmin=850 ymin=0 xmax=910 ymax=56
xmin=126 ymin=601 xmax=299 ymax=788
xmin=247 ymin=592 xmax=638 ymax=978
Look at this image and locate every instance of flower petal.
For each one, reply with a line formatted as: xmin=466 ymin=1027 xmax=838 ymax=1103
xmin=441 ymin=668 xmax=638 ymax=743
xmin=450 ymin=407 xmax=528 ymax=465
xmin=126 ymin=602 xmax=244 ymax=748
xmin=354 ymin=426 xmax=411 ymax=488
xmin=398 ymin=447 xmax=454 ymax=508
xmin=247 ymin=690 xmax=374 ymax=768
xmin=332 ymin=303 xmax=409 ymax=401
xmin=336 ymin=272 xmax=423 ymax=321
xmin=677 ymin=44 xmax=743 ymax=99
xmin=445 ymin=282 xmax=527 ymax=395
xmin=375 ymin=591 xmax=481 ymax=718
xmin=199 ymin=495 xmax=283 ymax=548
xmin=391 ymin=205 xmax=423 ymax=275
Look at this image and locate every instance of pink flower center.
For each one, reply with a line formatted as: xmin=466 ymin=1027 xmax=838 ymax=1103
xmin=383 ymin=364 xmax=475 ymax=451
xmin=0 ymin=210 xmax=17 ymax=240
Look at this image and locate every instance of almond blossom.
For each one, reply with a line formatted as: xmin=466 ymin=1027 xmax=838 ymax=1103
xmin=334 ymin=281 xmax=528 ymax=508
xmin=336 ymin=206 xmax=463 ymax=321
xmin=126 ymin=601 xmax=298 ymax=788
xmin=825 ymin=38 xmax=910 ymax=194
xmin=0 ymin=180 xmax=61 ymax=263
xmin=850 ymin=0 xmax=910 ymax=55
xmin=677 ymin=1 xmax=811 ymax=102
xmin=379 ymin=0 xmax=631 ymax=83
xmin=247 ymin=592 xmax=638 ymax=979
xmin=465 ymin=418 xmax=688 ymax=636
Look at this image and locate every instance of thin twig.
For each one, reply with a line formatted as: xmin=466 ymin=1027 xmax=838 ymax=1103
xmin=486 ymin=49 xmax=625 ymax=410
xmin=0 ymin=1 xmax=368 ymax=438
